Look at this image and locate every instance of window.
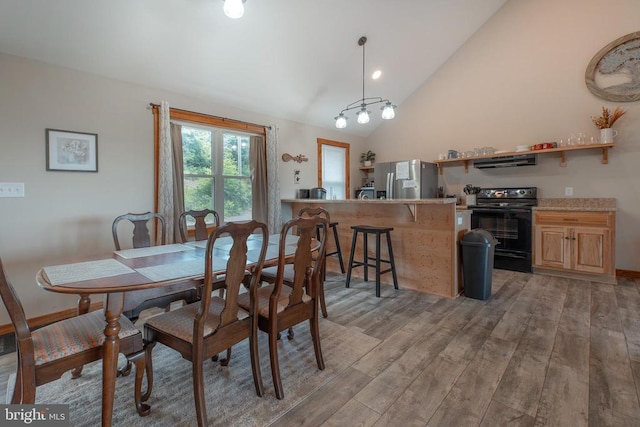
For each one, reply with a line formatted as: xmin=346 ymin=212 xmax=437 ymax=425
xmin=317 ymin=138 xmax=350 ymax=199
xmin=181 ymin=124 xmax=254 ymax=222
xmin=152 ymin=106 xmax=267 ymax=231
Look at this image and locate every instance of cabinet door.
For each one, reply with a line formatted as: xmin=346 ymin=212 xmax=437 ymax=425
xmin=535 ymin=225 xmax=570 ymax=269
xmin=573 ymin=226 xmax=609 ymax=274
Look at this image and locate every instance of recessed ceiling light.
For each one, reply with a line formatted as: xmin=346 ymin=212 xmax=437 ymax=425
xmin=372 ymin=70 xmax=382 ymax=80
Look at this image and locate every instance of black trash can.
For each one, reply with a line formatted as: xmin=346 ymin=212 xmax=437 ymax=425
xmin=460 ymin=229 xmax=498 ymax=300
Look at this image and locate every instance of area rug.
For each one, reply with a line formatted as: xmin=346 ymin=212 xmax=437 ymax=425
xmin=22 ymin=318 xmax=380 ymax=426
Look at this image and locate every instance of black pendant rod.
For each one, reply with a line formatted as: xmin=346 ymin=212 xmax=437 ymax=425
xmin=359 ymin=36 xmax=367 ymax=105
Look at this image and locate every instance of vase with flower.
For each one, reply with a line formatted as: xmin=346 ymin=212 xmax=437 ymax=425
xmin=592 ymin=106 xmax=626 ymax=143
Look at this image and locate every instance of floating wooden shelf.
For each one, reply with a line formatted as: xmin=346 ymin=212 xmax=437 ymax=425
xmin=433 ymin=143 xmax=615 ymax=174
xmin=359 ymin=166 xmax=375 ymax=188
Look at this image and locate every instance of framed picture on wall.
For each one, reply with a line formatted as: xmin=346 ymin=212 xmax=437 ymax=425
xmin=46 ymin=129 xmax=98 ymax=172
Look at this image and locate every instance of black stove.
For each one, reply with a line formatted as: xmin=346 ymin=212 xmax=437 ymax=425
xmin=470 ymin=187 xmax=537 ymax=272
xmin=473 ymin=187 xmax=537 ymax=209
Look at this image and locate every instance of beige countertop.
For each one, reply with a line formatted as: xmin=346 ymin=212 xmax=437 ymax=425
xmin=534 ymin=198 xmax=616 ymax=212
xmin=281 ymin=198 xmax=457 ymax=205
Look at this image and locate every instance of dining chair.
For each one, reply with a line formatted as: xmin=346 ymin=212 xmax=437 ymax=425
xmin=0 ymin=258 xmax=150 ymax=416
xmin=112 ymin=212 xmax=200 ymax=322
xmin=238 ymin=215 xmax=328 ymax=399
xmin=112 ymin=211 xmax=167 ymax=250
xmin=260 ymin=207 xmax=330 ymax=319
xmin=138 ymin=220 xmax=268 ymax=427
xmin=178 ymin=209 xmax=226 ymax=299
xmin=178 ymin=209 xmax=220 ymax=242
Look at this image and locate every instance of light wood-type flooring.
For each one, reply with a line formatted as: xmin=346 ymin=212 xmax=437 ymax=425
xmin=2 ymin=269 xmax=640 ymax=426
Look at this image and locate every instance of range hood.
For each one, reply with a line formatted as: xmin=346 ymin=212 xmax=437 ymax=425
xmin=474 ymin=153 xmax=537 ymax=169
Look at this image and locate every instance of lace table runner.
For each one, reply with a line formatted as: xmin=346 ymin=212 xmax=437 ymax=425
xmin=44 ymin=259 xmax=135 ymax=286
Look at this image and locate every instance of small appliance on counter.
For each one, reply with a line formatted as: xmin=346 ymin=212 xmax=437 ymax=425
xmin=309 ymin=187 xmax=327 ymax=199
xmin=296 ymin=189 xmax=310 ymax=199
xmin=356 ymin=187 xmax=375 ymax=199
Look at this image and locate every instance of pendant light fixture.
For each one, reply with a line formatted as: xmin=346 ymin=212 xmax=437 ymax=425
xmin=223 ymin=0 xmax=245 ymax=19
xmin=334 ymin=36 xmax=396 ymax=129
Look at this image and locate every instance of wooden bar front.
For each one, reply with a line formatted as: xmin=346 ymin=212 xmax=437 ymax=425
xmin=283 ymin=199 xmax=459 ymax=298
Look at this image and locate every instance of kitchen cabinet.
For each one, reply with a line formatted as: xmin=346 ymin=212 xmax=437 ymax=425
xmin=533 ymin=210 xmax=615 ymax=283
xmin=434 ymin=142 xmax=615 ymax=174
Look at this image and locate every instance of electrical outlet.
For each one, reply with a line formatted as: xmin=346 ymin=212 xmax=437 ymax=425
xmin=0 ymin=182 xmax=25 ymax=198
xmin=294 ymin=170 xmax=300 ymax=185
xmin=565 ymin=187 xmax=573 ymax=196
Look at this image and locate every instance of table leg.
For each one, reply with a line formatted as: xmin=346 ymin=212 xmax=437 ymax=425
xmin=102 ymin=292 xmax=124 ymax=427
xmin=77 ymin=293 xmax=91 ymax=314
xmin=71 ymin=294 xmax=92 ymax=378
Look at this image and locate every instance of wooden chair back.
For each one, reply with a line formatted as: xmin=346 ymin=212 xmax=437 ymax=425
xmin=298 ymin=206 xmax=330 ymax=240
xmin=178 ymin=209 xmax=220 ymax=242
xmin=0 ymin=258 xmax=35 ymax=372
xmin=272 ymin=215 xmax=328 ymax=313
xmin=112 ymin=212 xmax=167 ymax=250
xmin=199 ymin=220 xmax=268 ymax=334
xmin=298 ymin=206 xmax=330 ymax=222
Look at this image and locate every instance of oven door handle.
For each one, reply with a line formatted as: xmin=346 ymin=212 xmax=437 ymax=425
xmin=472 ymin=208 xmax=531 ymax=214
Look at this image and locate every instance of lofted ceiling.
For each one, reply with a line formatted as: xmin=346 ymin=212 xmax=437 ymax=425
xmin=0 ymin=0 xmax=506 ymax=137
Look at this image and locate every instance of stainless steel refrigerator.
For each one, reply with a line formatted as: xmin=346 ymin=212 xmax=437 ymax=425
xmin=373 ymin=159 xmax=439 ymax=199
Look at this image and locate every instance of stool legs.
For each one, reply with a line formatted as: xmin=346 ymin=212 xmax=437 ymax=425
xmin=345 ymin=226 xmax=398 ymax=297
xmin=331 ymin=225 xmax=345 ymax=273
xmin=375 ymin=231 xmax=381 ymax=297
xmin=345 ymin=230 xmax=358 ymax=288
xmin=386 ymin=231 xmax=399 ymax=290
xmin=363 ymin=232 xmax=369 ymax=282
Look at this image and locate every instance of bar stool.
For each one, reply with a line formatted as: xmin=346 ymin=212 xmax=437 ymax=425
xmin=322 ymin=222 xmax=345 ymax=274
xmin=345 ymin=225 xmax=399 ymax=297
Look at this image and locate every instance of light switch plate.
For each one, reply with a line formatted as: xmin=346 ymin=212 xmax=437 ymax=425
xmin=0 ymin=182 xmax=25 ymax=197
xmin=564 ymin=187 xmax=573 ymax=196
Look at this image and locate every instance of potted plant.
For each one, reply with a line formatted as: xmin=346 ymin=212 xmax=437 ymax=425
xmin=360 ymin=150 xmax=376 ymax=167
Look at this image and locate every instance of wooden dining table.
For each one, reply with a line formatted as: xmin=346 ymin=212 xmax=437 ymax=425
xmin=36 ymin=233 xmax=306 ymax=427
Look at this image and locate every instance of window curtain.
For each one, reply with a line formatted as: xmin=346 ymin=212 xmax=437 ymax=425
xmin=250 ymin=135 xmax=268 ymax=225
xmin=158 ymin=102 xmax=174 ymax=243
xmin=266 ymin=126 xmax=280 ymax=233
xmin=157 ymin=102 xmax=185 ymax=243
xmin=170 ymin=123 xmax=185 ymax=243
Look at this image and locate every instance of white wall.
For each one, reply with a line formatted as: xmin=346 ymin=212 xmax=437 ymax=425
xmin=366 ymin=0 xmax=640 ymax=271
xmin=0 ymin=53 xmax=364 ymax=324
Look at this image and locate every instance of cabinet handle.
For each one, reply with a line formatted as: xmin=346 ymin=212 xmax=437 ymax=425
xmin=565 ymin=237 xmax=570 ymax=240
xmin=563 ymin=218 xmax=578 ymax=221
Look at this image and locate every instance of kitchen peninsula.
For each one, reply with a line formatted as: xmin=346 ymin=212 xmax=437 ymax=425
xmin=282 ymin=198 xmax=462 ymax=298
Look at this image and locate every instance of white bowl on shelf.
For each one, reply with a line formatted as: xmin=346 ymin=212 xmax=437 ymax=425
xmin=515 ymin=145 xmax=530 ymax=152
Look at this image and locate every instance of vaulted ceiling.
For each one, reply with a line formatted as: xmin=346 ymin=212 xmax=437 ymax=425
xmin=0 ymin=0 xmax=506 ymax=136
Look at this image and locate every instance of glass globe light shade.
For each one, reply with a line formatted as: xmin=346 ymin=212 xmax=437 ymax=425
xmin=381 ymin=102 xmax=396 ymax=120
xmin=335 ymin=114 xmax=347 ymax=129
xmin=357 ymin=108 xmax=370 ymax=124
xmin=224 ymin=0 xmax=245 ymax=19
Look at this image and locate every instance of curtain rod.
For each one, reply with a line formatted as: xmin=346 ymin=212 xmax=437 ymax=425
xmin=149 ymin=103 xmax=272 ymax=130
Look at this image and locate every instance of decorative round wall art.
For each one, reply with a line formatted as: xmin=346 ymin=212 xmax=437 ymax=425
xmin=585 ymin=31 xmax=640 ymax=102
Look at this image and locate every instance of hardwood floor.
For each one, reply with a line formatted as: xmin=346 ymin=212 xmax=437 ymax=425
xmin=2 ymin=270 xmax=640 ymax=426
